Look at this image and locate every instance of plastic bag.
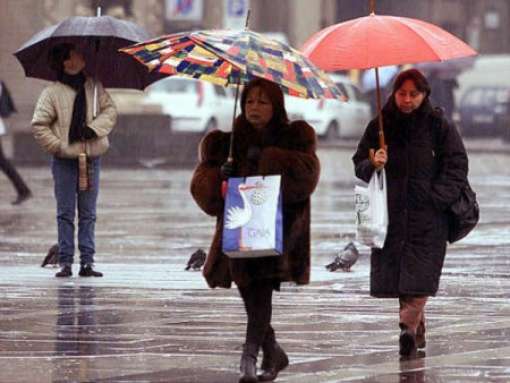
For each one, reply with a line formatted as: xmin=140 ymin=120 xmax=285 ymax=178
xmin=355 ymin=169 xmax=388 ymax=248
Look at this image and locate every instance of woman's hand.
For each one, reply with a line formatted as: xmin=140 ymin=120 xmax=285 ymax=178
xmin=371 ymin=148 xmax=387 ymax=170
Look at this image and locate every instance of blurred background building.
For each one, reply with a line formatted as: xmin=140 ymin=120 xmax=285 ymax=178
xmin=1 ymin=0 xmax=509 ymax=133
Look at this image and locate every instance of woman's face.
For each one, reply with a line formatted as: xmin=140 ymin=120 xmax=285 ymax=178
xmin=245 ymin=86 xmax=274 ymax=129
xmin=394 ymin=79 xmax=426 ymax=114
xmin=63 ymin=50 xmax=86 ymax=75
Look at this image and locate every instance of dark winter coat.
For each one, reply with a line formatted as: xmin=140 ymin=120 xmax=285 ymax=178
xmin=0 ymin=81 xmax=17 ymax=118
xmin=353 ymin=100 xmax=468 ymax=297
xmin=190 ymin=119 xmax=320 ymax=289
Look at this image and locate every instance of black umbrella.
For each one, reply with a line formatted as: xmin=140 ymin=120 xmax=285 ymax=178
xmin=14 ymin=15 xmax=165 ymax=89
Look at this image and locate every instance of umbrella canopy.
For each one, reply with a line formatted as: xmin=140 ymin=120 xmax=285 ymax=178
xmin=120 ymin=29 xmax=345 ymax=100
xmin=14 ymin=15 xmax=164 ymax=89
xmin=302 ymin=13 xmax=477 ymax=71
xmin=361 ymin=65 xmax=398 ymax=92
xmin=302 ymin=13 xmax=477 ymax=149
xmin=414 ymin=56 xmax=476 ymax=80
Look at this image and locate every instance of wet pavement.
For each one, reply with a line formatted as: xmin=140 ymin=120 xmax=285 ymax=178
xmin=1 ymin=146 xmax=510 ymax=383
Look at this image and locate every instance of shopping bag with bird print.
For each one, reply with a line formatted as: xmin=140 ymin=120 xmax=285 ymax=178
xmin=222 ymin=175 xmax=283 ymax=258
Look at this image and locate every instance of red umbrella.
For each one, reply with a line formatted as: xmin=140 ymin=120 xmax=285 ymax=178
xmin=302 ymin=7 xmax=477 ymax=150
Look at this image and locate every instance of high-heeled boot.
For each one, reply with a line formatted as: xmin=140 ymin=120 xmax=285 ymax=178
xmin=258 ymin=328 xmax=289 ymax=382
xmin=239 ymin=343 xmax=259 ymax=383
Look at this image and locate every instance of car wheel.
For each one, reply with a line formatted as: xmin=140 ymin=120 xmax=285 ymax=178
xmin=204 ymin=118 xmax=218 ymax=132
xmin=325 ymin=121 xmax=339 ymax=141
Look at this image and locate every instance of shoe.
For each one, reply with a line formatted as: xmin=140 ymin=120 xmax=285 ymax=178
xmin=55 ymin=265 xmax=72 ymax=278
xmin=258 ymin=328 xmax=289 ymax=382
xmin=11 ymin=191 xmax=32 ymax=205
xmin=416 ymin=320 xmax=426 ymax=349
xmin=239 ymin=343 xmax=258 ymax=383
xmin=79 ymin=264 xmax=103 ymax=277
xmin=399 ymin=328 xmax=417 ymax=357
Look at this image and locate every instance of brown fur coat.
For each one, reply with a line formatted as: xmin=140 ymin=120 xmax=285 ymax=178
xmin=190 ymin=119 xmax=320 ymax=288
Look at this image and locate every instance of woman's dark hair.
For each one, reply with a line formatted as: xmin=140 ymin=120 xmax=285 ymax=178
xmin=239 ymin=78 xmax=289 ymax=127
xmin=382 ymin=68 xmax=431 ymax=113
xmin=391 ymin=68 xmax=431 ymax=98
xmin=48 ymin=43 xmax=75 ymax=79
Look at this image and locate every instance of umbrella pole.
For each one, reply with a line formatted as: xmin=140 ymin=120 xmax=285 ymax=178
xmin=228 ymin=75 xmax=242 ymax=162
xmin=92 ymin=6 xmax=102 ymax=119
xmin=227 ymin=9 xmax=251 ymax=162
xmin=374 ymin=67 xmax=386 ymax=149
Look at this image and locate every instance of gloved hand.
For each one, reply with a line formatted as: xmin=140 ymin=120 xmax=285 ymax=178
xmin=246 ymin=146 xmax=261 ymax=166
xmin=220 ymin=161 xmax=235 ymax=179
xmin=82 ymin=126 xmax=97 ymax=140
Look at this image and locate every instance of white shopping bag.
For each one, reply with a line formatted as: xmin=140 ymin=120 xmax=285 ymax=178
xmin=355 ymin=169 xmax=388 ymax=248
xmin=222 ymin=175 xmax=283 ymax=258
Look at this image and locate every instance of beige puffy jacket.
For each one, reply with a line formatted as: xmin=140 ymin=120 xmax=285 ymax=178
xmin=32 ymin=77 xmax=117 ymax=158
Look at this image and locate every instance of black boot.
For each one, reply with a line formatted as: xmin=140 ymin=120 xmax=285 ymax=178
xmin=79 ymin=264 xmax=103 ymax=277
xmin=239 ymin=343 xmax=258 ymax=383
xmin=55 ymin=265 xmax=72 ymax=278
xmin=258 ymin=328 xmax=289 ymax=382
xmin=399 ymin=324 xmax=417 ymax=357
xmin=11 ymin=190 xmax=32 ymax=205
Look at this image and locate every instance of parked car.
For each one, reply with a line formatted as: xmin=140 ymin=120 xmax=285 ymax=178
xmin=108 ymin=88 xmax=162 ymax=115
xmin=284 ymin=74 xmax=371 ymax=140
xmin=458 ymin=85 xmax=510 ymax=137
xmin=143 ymin=77 xmax=236 ymax=132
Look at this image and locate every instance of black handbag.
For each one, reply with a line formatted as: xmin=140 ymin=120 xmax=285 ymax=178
xmin=432 ymin=112 xmax=479 ymax=243
xmin=447 ymin=181 xmax=479 ymax=243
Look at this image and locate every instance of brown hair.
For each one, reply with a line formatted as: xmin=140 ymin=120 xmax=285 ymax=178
xmin=382 ymin=68 xmax=432 ymax=114
xmin=391 ymin=68 xmax=431 ymax=97
xmin=239 ymin=78 xmax=289 ymax=127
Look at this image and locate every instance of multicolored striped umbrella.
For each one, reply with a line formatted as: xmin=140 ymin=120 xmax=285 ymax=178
xmin=120 ymin=29 xmax=345 ymax=100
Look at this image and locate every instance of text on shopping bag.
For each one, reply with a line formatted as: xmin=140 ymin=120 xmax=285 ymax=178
xmin=222 ymin=175 xmax=283 ymax=258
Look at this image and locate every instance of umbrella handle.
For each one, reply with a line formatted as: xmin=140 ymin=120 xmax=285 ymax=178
xmin=93 ymin=81 xmax=97 ymax=118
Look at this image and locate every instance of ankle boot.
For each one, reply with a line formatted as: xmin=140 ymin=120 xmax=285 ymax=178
xmin=399 ymin=324 xmax=417 ymax=357
xmin=239 ymin=343 xmax=258 ymax=383
xmin=416 ymin=320 xmax=426 ymax=349
xmin=258 ymin=328 xmax=289 ymax=381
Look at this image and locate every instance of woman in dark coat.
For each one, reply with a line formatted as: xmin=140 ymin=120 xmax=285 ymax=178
xmin=190 ymin=78 xmax=320 ymax=382
xmin=353 ymin=69 xmax=468 ymax=357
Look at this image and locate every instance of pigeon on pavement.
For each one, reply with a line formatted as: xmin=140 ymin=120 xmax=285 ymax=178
xmin=41 ymin=243 xmax=59 ymax=267
xmin=325 ymin=241 xmax=360 ymax=272
xmin=185 ymin=249 xmax=207 ymax=271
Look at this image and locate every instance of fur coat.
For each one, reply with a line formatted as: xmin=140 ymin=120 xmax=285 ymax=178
xmin=190 ymin=119 xmax=320 ymax=288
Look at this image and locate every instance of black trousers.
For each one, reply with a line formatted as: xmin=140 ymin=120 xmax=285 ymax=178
xmin=0 ymin=139 xmax=30 ymax=196
xmin=238 ymin=279 xmax=274 ymax=347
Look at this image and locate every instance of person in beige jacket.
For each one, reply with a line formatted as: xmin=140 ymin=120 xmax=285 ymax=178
xmin=32 ymin=43 xmax=117 ymax=278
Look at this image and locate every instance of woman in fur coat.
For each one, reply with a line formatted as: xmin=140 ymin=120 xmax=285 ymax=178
xmin=353 ymin=69 xmax=469 ymax=357
xmin=190 ymin=78 xmax=320 ymax=382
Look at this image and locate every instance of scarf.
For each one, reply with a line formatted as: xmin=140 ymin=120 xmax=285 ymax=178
xmin=60 ymin=72 xmax=87 ymax=144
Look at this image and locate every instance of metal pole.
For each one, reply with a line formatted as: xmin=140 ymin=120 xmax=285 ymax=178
xmin=93 ymin=6 xmax=102 ymax=118
xmin=227 ymin=8 xmax=251 ymax=161
xmin=374 ymin=67 xmax=386 ymax=149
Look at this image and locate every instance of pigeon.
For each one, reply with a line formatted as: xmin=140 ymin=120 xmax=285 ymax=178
xmin=325 ymin=241 xmax=360 ymax=272
xmin=185 ymin=249 xmax=207 ymax=271
xmin=41 ymin=243 xmax=59 ymax=267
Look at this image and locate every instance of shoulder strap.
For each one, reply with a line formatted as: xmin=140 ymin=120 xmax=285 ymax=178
xmin=431 ymin=108 xmax=446 ymax=155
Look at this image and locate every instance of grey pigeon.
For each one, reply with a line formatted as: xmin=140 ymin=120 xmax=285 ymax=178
xmin=325 ymin=242 xmax=360 ymax=272
xmin=185 ymin=249 xmax=206 ymax=271
xmin=41 ymin=243 xmax=59 ymax=267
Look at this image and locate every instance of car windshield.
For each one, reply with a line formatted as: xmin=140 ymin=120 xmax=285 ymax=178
xmin=149 ymin=78 xmax=196 ymax=93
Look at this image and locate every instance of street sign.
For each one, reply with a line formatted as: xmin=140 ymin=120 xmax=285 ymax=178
xmin=223 ymin=0 xmax=249 ymax=30
xmin=165 ymin=0 xmax=203 ymax=21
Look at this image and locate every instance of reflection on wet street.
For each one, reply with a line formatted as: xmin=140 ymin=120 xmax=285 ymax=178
xmin=0 ymin=147 xmax=509 ymax=382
